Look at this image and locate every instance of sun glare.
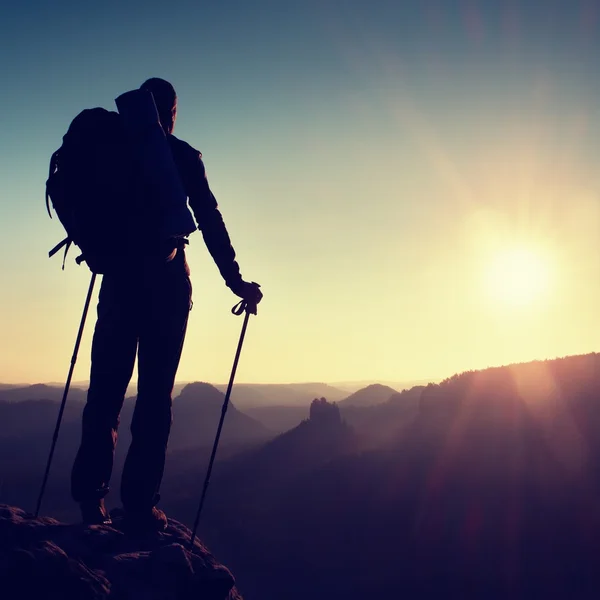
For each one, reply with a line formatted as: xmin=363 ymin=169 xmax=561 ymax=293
xmin=485 ymin=247 xmax=552 ymax=308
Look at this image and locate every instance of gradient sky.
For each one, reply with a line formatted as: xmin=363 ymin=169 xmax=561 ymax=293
xmin=1 ymin=0 xmax=599 ymax=385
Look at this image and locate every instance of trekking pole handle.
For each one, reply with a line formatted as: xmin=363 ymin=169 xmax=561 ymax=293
xmin=231 ymin=299 xmax=253 ymax=316
xmin=231 ymin=284 xmax=260 ymax=316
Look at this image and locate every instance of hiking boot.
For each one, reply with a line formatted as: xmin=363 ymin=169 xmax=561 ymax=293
xmin=123 ymin=507 xmax=168 ymax=534
xmin=80 ymin=498 xmax=112 ymax=525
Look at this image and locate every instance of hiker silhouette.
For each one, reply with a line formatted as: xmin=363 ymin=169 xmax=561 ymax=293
xmin=70 ymin=78 xmax=262 ymax=532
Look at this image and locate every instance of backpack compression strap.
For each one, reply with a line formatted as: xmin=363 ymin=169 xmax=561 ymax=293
xmin=48 ymin=237 xmax=73 ymax=270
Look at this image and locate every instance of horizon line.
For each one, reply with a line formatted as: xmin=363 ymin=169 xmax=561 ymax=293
xmin=3 ymin=377 xmax=440 ymax=388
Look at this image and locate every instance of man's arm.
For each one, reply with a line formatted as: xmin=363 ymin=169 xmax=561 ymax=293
xmin=170 ymin=136 xmax=243 ymax=291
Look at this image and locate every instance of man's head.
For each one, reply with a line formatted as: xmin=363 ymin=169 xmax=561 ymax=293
xmin=140 ymin=77 xmax=177 ymax=134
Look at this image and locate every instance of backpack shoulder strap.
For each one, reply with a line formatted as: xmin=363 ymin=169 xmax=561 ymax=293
xmin=45 ymin=150 xmax=59 ymax=218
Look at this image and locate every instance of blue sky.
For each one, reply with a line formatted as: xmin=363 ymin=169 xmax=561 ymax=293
xmin=1 ymin=0 xmax=600 ymax=385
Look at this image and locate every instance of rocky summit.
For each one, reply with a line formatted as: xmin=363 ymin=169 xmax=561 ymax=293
xmin=0 ymin=505 xmax=242 ymax=600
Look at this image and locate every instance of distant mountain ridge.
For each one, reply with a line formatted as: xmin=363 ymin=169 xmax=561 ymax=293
xmin=0 ymin=383 xmax=23 ymax=390
xmin=337 ymin=383 xmax=398 ymax=407
xmin=213 ymin=382 xmax=348 ymax=408
xmin=244 ymin=384 xmax=423 ymax=435
xmin=0 ymin=383 xmax=82 ymax=403
xmin=1 ymin=381 xmax=352 ymax=408
xmin=0 ymin=379 xmax=431 ymax=410
xmin=0 ymin=380 xmax=424 ymax=442
xmin=329 ymin=378 xmax=436 ymax=393
xmin=170 ymin=382 xmax=272 ymax=450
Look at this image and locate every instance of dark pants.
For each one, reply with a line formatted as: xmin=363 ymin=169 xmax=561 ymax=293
xmin=71 ymin=249 xmax=192 ymax=510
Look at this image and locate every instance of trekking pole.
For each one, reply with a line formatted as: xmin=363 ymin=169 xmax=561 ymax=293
xmin=35 ymin=272 xmax=97 ymax=517
xmin=189 ymin=297 xmax=256 ymax=548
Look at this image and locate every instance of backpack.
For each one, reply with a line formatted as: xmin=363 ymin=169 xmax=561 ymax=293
xmin=45 ymin=108 xmax=144 ymax=274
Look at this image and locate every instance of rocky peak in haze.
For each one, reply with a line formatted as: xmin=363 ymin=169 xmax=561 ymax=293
xmin=0 ymin=505 xmax=242 ymax=600
xmin=309 ymin=397 xmax=342 ymax=426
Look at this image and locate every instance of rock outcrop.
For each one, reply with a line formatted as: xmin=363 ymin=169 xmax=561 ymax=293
xmin=0 ymin=505 xmax=242 ymax=600
xmin=309 ymin=397 xmax=341 ymax=426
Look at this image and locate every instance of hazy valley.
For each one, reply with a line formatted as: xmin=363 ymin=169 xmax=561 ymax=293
xmin=2 ymin=356 xmax=600 ymax=598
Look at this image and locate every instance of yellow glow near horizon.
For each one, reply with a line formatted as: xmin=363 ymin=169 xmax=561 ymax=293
xmin=484 ymin=246 xmax=552 ymax=308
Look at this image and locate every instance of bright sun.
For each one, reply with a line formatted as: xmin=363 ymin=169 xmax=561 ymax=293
xmin=485 ymin=247 xmax=552 ymax=308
